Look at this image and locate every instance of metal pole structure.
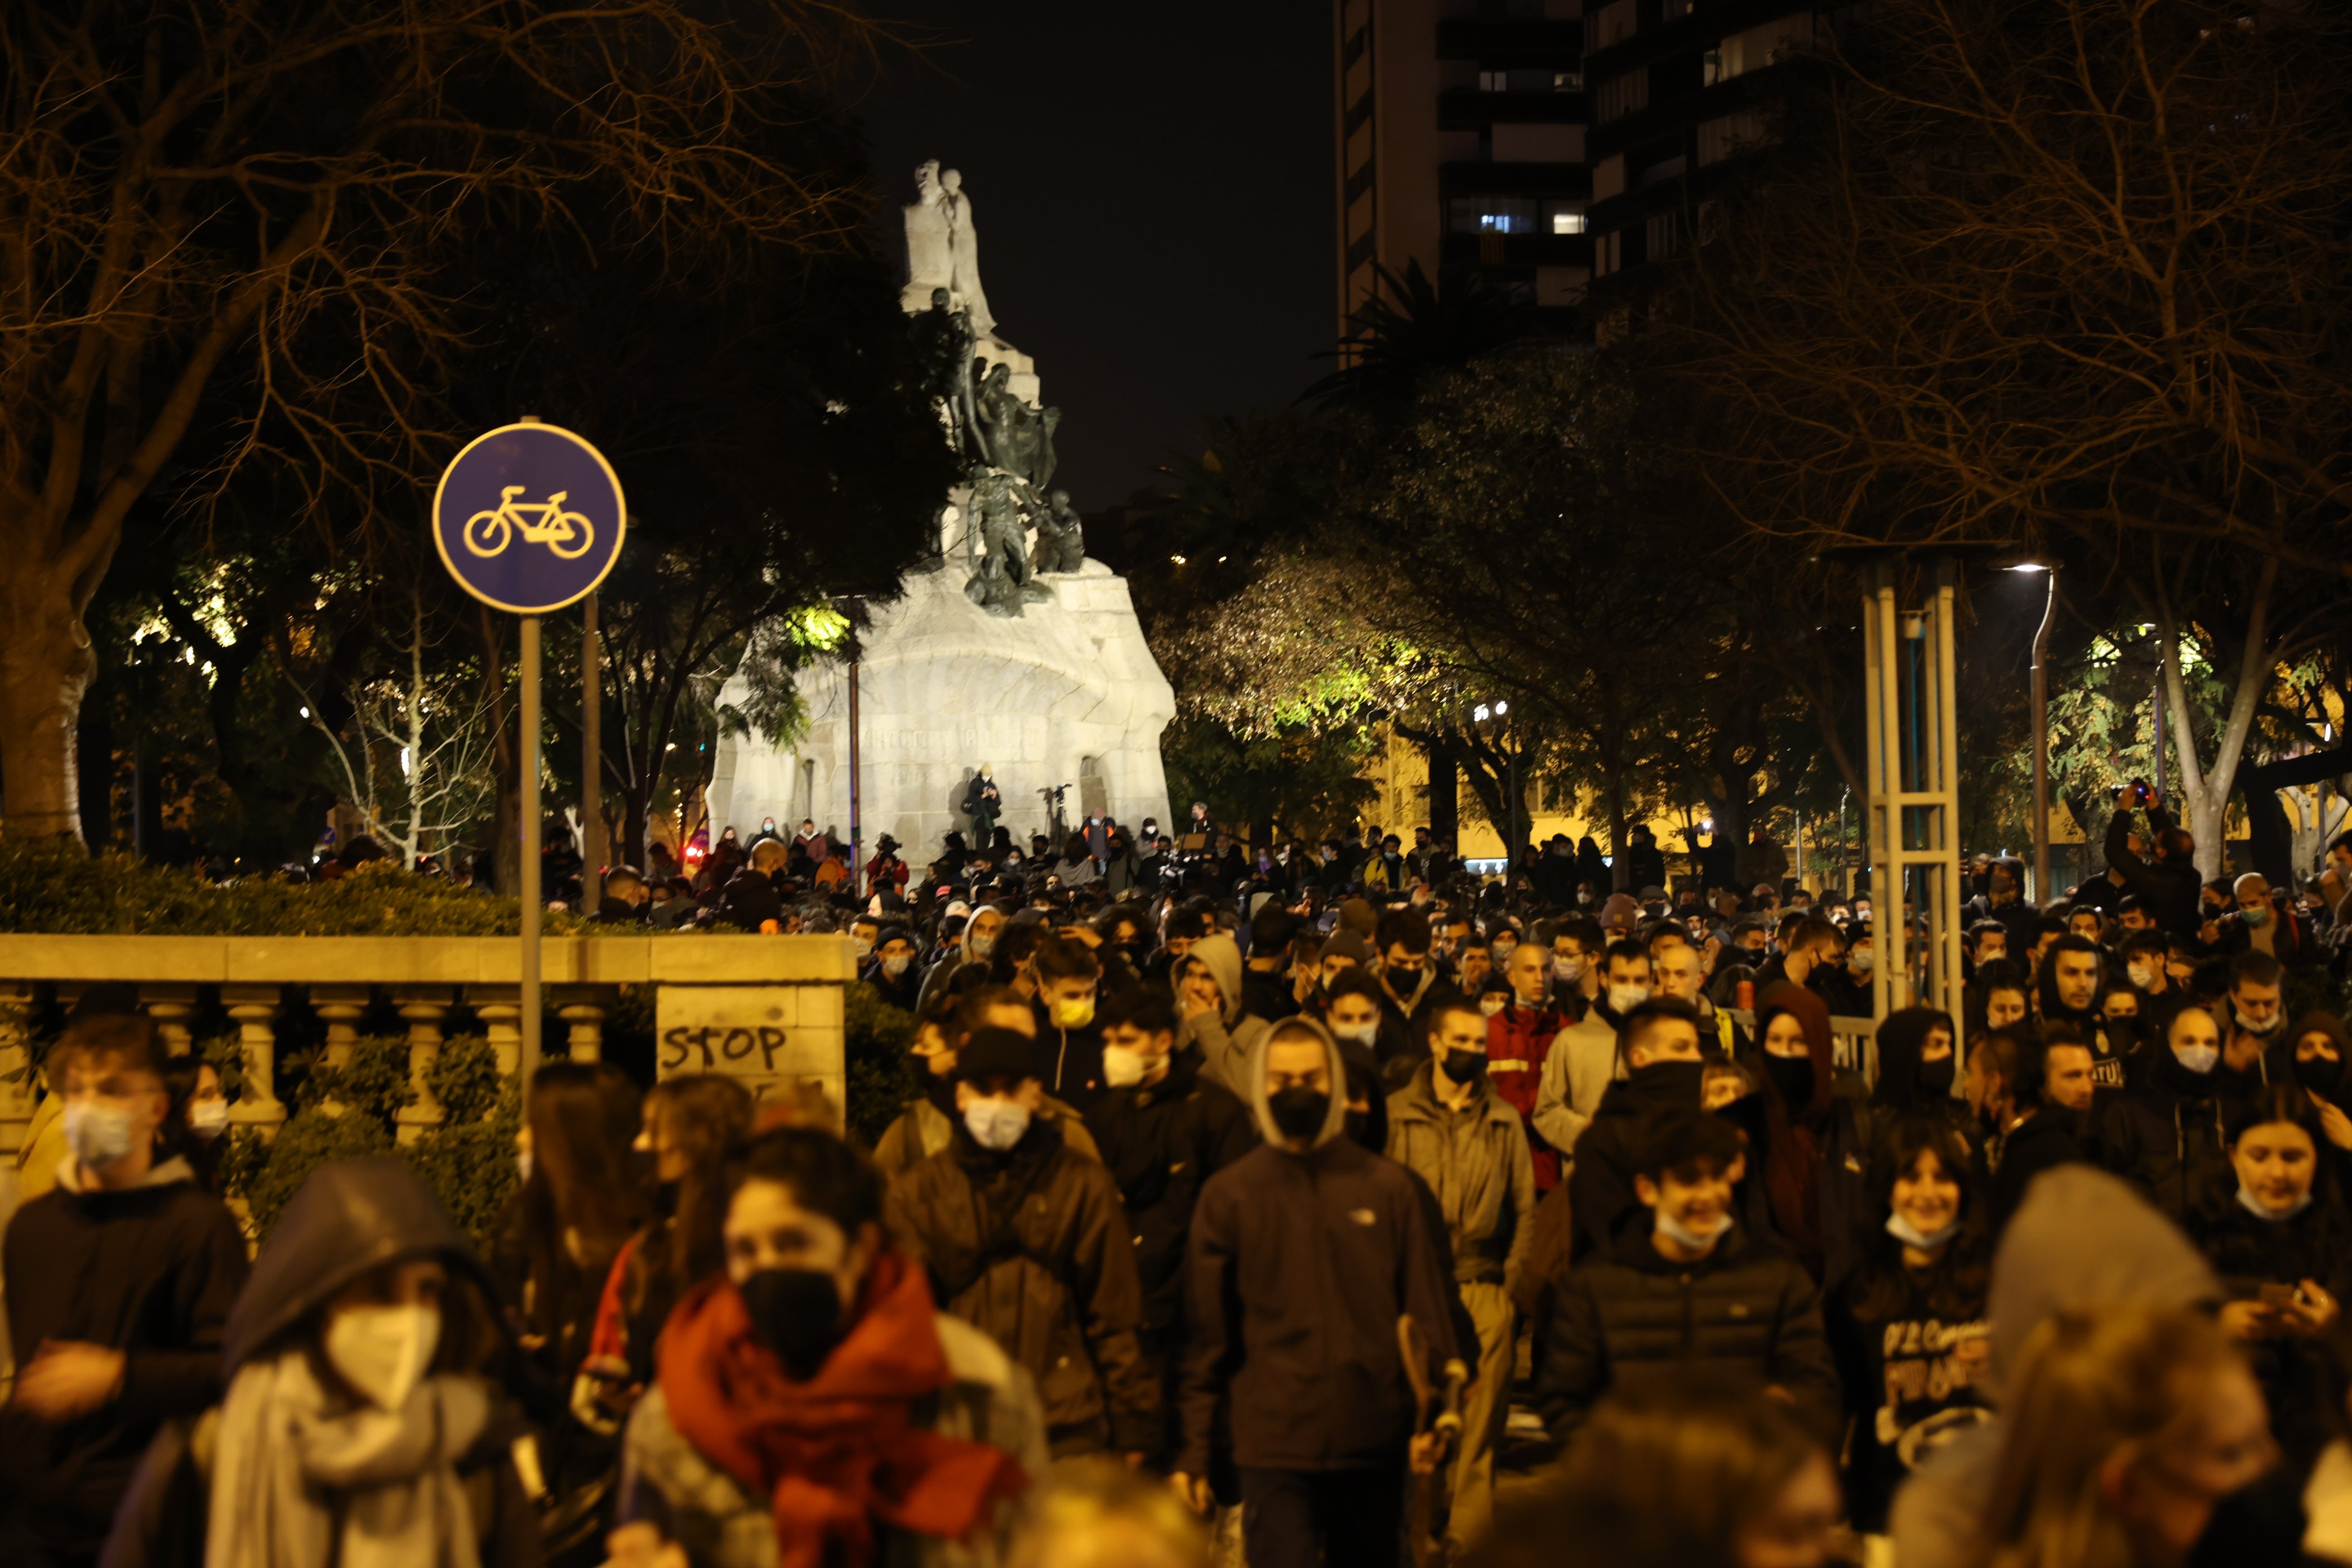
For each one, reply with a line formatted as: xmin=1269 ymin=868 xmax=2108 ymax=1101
xmin=847 ymin=652 xmax=862 ymax=899
xmin=2153 ymin=678 xmax=2167 ymax=801
xmin=581 ymin=591 xmax=600 ymax=908
xmin=520 ymin=615 xmax=543 ymax=1100
xmin=2030 ymin=567 xmax=2059 ymax=903
xmin=1876 ymin=567 xmax=1908 ymax=1013
xmin=1933 ymin=560 xmax=1966 ymax=1059
xmin=1864 ymin=564 xmax=1891 ymax=1021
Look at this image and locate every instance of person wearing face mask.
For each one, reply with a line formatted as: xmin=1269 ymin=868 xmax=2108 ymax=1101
xmin=1371 ymin=906 xmax=1445 ymax=1044
xmin=1538 ymin=1110 xmax=1839 ymax=1446
xmin=1170 ymin=1018 xmax=1462 ymax=1563
xmin=2216 ymin=947 xmax=2294 ymax=1089
xmin=2207 ymin=870 xmax=2310 ymax=966
xmin=1748 ymin=990 xmax=1838 ymax=1282
xmin=916 ymin=902 xmax=1007 ymax=1015
xmin=2118 ymin=927 xmax=2179 ymax=1016
xmin=1029 ymin=935 xmax=1108 ymax=1111
xmin=617 ymin=1126 xmax=1041 ymax=1568
xmin=862 ymin=922 xmax=923 ymax=1010
xmin=1384 ymin=1003 xmax=1536 ymax=1556
xmin=2 ymin=1015 xmax=249 ymax=1568
xmin=1240 ymin=905 xmax=1304 ymax=1023
xmin=1564 ymin=1000 xmax=1712 ymax=1264
xmin=2097 ymin=1003 xmax=2238 ymax=1226
xmin=1317 ymin=968 xmax=1418 ymax=1092
xmin=2189 ymin=1086 xmax=2350 ymax=1472
xmin=103 ymin=1156 xmax=539 ymax=1568
xmin=1486 ymin=917 xmax=1523 ymax=979
xmin=876 ymin=991 xmax=1101 ymax=1180
xmin=1489 ymin=936 xmax=1571 ymax=1191
xmin=1536 ymin=937 xmax=1654 ymax=1190
xmin=1818 ymin=1008 xmax=1968 ymax=1291
xmin=159 ymin=1056 xmax=235 ymax=1196
xmin=1083 ymin=991 xmax=1255 ymax=1460
xmin=1825 ymin=1121 xmax=1993 ymax=1531
xmin=885 ymin=1029 xmax=1159 ymax=1461
xmin=1171 ymin=932 xmax=1274 ymax=1099
xmin=2290 ymin=1011 xmax=2352 ymax=1170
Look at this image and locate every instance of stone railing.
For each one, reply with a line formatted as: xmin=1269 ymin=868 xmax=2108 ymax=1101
xmin=0 ymin=934 xmax=854 ymax=1154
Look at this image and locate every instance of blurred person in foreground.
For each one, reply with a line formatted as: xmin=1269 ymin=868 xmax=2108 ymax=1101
xmin=1003 ymin=1457 xmax=1206 ymax=1568
xmin=614 ymin=1126 xmax=1040 ymax=1568
xmin=1469 ymin=1380 xmax=1843 ymax=1568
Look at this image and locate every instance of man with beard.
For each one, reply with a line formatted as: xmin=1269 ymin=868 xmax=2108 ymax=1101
xmin=2220 ymin=948 xmax=2293 ymax=1088
xmin=1967 ymin=1027 xmax=2087 ymax=1235
xmin=2034 ymin=935 xmax=2124 ymax=1095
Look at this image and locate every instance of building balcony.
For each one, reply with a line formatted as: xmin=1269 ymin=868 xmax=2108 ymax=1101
xmin=1440 ymin=160 xmax=1592 ymax=198
xmin=1438 ymin=87 xmax=1587 ymax=130
xmin=1587 ymin=62 xmax=1784 ymax=162
xmin=1442 ymin=230 xmax=1594 ymax=269
xmin=1436 ymin=16 xmax=1583 ymax=65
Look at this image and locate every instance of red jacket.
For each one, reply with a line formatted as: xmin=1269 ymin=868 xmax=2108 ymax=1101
xmin=1488 ymin=1000 xmax=1570 ymax=1189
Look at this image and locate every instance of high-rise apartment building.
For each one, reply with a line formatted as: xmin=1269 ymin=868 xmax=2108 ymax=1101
xmin=1335 ymin=1 xmax=1816 ymax=343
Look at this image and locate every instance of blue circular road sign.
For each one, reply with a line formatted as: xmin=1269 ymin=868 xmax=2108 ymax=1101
xmin=433 ymin=422 xmax=625 ymax=613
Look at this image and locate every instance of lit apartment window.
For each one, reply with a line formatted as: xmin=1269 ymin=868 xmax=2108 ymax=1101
xmin=1553 ymin=71 xmax=1583 ymax=91
xmin=1547 ymin=203 xmax=1587 ymax=235
xmin=1447 ymin=197 xmax=1539 ymax=234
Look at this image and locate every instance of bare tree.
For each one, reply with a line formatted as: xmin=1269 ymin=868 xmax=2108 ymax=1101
xmin=1673 ymin=0 xmax=2352 ymax=874
xmin=0 ymin=1 xmax=884 ymax=838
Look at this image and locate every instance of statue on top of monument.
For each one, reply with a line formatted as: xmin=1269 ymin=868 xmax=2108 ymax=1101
xmin=938 ymin=168 xmax=998 ymax=341
xmin=909 ymin=286 xmax=981 ymax=463
xmin=1033 ymin=489 xmax=1086 ymax=575
xmin=899 ymin=161 xmax=954 ymax=317
xmin=965 ymin=470 xmax=1049 ymax=617
xmin=974 ymin=363 xmax=1061 ymax=492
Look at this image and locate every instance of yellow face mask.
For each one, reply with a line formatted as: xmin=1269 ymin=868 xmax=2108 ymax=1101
xmin=1052 ymin=996 xmax=1097 ymax=1030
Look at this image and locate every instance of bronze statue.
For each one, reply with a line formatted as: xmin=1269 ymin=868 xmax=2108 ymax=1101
xmin=1034 ymin=488 xmax=1086 ymax=574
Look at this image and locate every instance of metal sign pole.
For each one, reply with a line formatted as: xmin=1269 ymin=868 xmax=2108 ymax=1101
xmin=520 ymin=614 xmax=543 ymax=1095
xmin=582 ymin=591 xmax=601 ymax=909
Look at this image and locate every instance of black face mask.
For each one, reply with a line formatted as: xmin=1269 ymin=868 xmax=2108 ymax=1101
xmin=1444 ymin=1050 xmax=1489 ymax=1085
xmin=1915 ymin=1056 xmax=1957 ymax=1099
xmin=1633 ymin=1058 xmax=1706 ymax=1101
xmin=741 ymin=1268 xmax=847 ymax=1381
xmin=2300 ymin=1053 xmax=2346 ymax=1097
xmin=1269 ymin=1086 xmax=1330 ymax=1139
xmin=1345 ymin=1108 xmax=1379 ymax=1151
xmin=1764 ymin=1052 xmax=1817 ymax=1107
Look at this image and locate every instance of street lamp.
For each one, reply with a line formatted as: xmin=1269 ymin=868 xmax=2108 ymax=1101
xmin=2011 ymin=562 xmax=2059 ymax=902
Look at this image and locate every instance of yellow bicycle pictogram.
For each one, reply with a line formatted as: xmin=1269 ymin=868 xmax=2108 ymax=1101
xmin=462 ymin=486 xmax=596 ymax=560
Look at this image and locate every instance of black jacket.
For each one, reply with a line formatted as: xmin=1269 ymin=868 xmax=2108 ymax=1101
xmin=1 ymin=1160 xmax=248 ymax=1562
xmin=713 ymin=865 xmax=783 ymax=930
xmin=2191 ymin=1191 xmax=2352 ymax=1468
xmin=1826 ymin=1244 xmax=1994 ymax=1531
xmin=1240 ymin=966 xmax=1300 ymax=1023
xmin=1567 ymin=1061 xmax=1708 ymax=1263
xmin=2096 ymin=1057 xmax=2241 ymax=1226
xmin=1177 ymin=1136 xmax=1463 ymax=1474
xmin=1035 ymin=1005 xmax=1109 ymax=1114
xmin=1536 ymin=1223 xmax=1841 ymax=1445
xmin=2104 ymin=806 xmax=2203 ymax=939
xmin=1083 ymin=1045 xmax=1257 ymax=1335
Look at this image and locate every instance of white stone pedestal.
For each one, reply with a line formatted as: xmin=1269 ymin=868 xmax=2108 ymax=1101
xmin=709 ymin=559 xmax=1174 ymax=866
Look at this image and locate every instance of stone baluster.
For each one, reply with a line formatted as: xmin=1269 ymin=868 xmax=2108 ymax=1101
xmin=395 ymin=990 xmax=452 ymax=1143
xmin=311 ymin=986 xmax=371 ymax=1072
xmin=472 ymin=987 xmax=523 ymax=1081
xmin=142 ymin=985 xmax=200 ymax=1058
xmin=0 ymin=980 xmax=39 ymax=1158
xmin=221 ymin=985 xmax=287 ymax=1133
xmin=558 ymin=994 xmax=607 ymax=1064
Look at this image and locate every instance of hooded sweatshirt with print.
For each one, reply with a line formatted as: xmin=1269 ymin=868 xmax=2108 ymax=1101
xmin=1175 ymin=1018 xmax=1464 ymax=1476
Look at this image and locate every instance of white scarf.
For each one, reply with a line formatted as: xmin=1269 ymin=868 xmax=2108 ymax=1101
xmin=206 ymin=1347 xmax=490 ymax=1568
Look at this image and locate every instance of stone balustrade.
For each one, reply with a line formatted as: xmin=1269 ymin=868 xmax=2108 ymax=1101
xmin=0 ymin=934 xmax=854 ymax=1154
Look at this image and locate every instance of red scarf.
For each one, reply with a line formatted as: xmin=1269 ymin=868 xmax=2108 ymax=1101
xmin=659 ymin=1253 xmax=1027 ymax=1568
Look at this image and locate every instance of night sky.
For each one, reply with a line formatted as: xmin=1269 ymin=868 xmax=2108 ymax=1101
xmin=854 ymin=4 xmax=1334 ymax=512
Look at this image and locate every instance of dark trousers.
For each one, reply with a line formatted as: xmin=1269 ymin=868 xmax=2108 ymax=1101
xmin=1239 ymin=1464 xmax=1404 ymax=1567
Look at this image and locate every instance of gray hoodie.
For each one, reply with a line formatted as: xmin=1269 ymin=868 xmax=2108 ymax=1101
xmin=1177 ymin=932 xmax=1275 ymax=1102
xmin=1888 ymin=1165 xmax=2221 ymax=1568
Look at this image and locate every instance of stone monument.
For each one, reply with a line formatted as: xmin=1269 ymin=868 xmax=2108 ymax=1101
xmin=708 ymin=161 xmax=1174 ymax=861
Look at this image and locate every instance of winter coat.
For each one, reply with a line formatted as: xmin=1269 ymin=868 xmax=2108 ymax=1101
xmin=1985 ymin=1107 xmax=2088 ymax=1235
xmin=862 ymin=957 xmax=922 ymax=1013
xmin=617 ymin=1313 xmax=1047 ymax=1568
xmin=885 ymin=1119 xmax=1161 ymax=1456
xmin=2096 ymin=1056 xmax=2240 ymax=1226
xmin=96 ymin=1156 xmax=538 ymax=1568
xmin=1532 ymin=1001 xmax=1621 ymax=1175
xmin=2104 ymin=805 xmax=2203 ymax=939
xmin=1083 ymin=1045 xmax=1257 ymax=1335
xmin=1565 ymin=1060 xmax=1708 ymax=1264
xmin=2191 ymin=1190 xmax=2352 ymax=1469
xmin=1385 ymin=1063 xmax=1537 ymax=1299
xmin=1490 ymin=998 xmax=1570 ymax=1189
xmin=1175 ymin=1018 xmax=1465 ymax=1475
xmin=4 ymin=1154 xmax=249 ymax=1565
xmin=1536 ymin=1223 xmax=1841 ymax=1445
xmin=1827 ymin=1244 xmax=1994 ymax=1532
xmin=1033 ymin=1001 xmax=1107 ymax=1115
xmin=712 ymin=866 xmax=784 ymax=931
xmin=872 ymin=1093 xmax=1101 ymax=1184
xmin=1173 ymin=933 xmax=1272 ymax=1098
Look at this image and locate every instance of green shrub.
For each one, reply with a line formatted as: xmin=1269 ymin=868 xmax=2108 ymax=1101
xmin=843 ymin=984 xmax=918 ymax=1148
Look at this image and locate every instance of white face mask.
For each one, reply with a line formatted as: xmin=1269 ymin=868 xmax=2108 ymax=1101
xmin=1654 ymin=1207 xmax=1732 ymax=1251
xmin=324 ymin=1302 xmax=441 ymax=1411
xmin=2235 ymin=1006 xmax=2280 ymax=1037
xmin=1102 ymin=1045 xmax=1148 ymax=1088
xmin=1333 ymin=1018 xmax=1380 ymax=1046
xmin=1607 ymin=983 xmax=1651 ymax=1015
xmin=964 ymin=1098 xmax=1031 ymax=1151
xmin=968 ymin=932 xmax=999 ymax=960
xmin=2126 ymin=961 xmax=2155 ymax=990
xmin=1885 ymin=1211 xmax=1957 ymax=1251
xmin=1553 ymin=955 xmax=1584 ymax=983
xmin=188 ymin=1100 xmax=230 ymax=1142
xmin=64 ymin=1101 xmax=138 ymax=1170
xmin=852 ymin=937 xmax=874 ymax=960
xmin=1478 ymin=994 xmax=1508 ymax=1017
xmin=2173 ymin=1043 xmax=2220 ymax=1075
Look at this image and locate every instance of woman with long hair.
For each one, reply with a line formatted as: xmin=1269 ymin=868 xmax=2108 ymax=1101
xmin=1974 ymin=1304 xmax=2274 ymax=1568
xmin=2189 ymin=1083 xmax=2350 ymax=1469
xmin=1828 ymin=1117 xmax=1994 ymax=1530
xmin=1752 ymin=986 xmax=1838 ymax=1279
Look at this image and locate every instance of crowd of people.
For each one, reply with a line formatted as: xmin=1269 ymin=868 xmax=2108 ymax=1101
xmin=15 ymin=778 xmax=2352 ymax=1567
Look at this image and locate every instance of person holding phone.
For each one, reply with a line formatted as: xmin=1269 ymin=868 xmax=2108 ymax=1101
xmin=2104 ymin=778 xmax=2203 ymax=939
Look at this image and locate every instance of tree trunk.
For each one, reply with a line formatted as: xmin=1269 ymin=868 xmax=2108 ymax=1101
xmin=2156 ymin=560 xmax=2274 ymax=880
xmin=1606 ymin=766 xmax=1631 ymax=892
xmin=1426 ymin=738 xmax=1459 ymax=845
xmin=77 ymin=680 xmax=114 ymax=849
xmin=0 ymin=573 xmax=95 ymax=840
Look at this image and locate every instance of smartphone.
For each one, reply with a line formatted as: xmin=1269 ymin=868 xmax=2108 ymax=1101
xmin=2260 ymin=1282 xmax=2296 ymax=1308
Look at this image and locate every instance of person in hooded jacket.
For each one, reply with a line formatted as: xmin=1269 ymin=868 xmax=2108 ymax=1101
xmin=1081 ymin=988 xmax=1255 ymax=1451
xmin=2034 ymin=933 xmax=2129 ymax=1096
xmin=100 ymin=1156 xmax=539 ymax=1568
xmin=2289 ymin=1010 xmax=2352 ymax=1194
xmin=1170 ymin=931 xmax=1272 ymax=1100
xmin=1750 ymin=985 xmax=1839 ymax=1283
xmin=616 ymin=1126 xmax=1041 ymax=1568
xmin=1825 ymin=1118 xmax=1994 ymax=1532
xmin=2 ymin=1015 xmax=250 ymax=1568
xmin=884 ymin=1029 xmax=1160 ymax=1461
xmin=2189 ymin=1084 xmax=2351 ymax=1472
xmin=1818 ymin=1007 xmax=1965 ymax=1293
xmin=1565 ymin=999 xmax=1710 ymax=1264
xmin=2099 ymin=1001 xmax=2243 ymax=1226
xmin=1171 ymin=1016 xmax=1462 ymax=1565
xmin=874 ymin=991 xmax=1101 ymax=1181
